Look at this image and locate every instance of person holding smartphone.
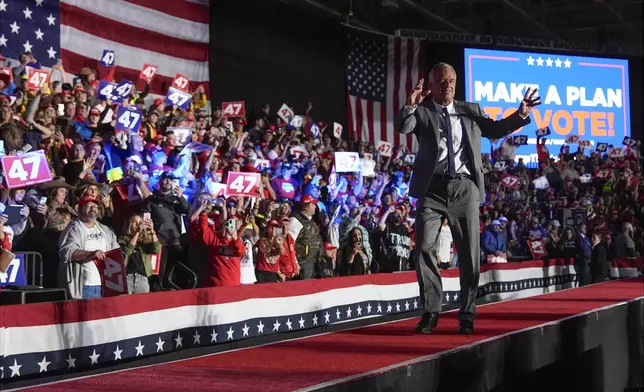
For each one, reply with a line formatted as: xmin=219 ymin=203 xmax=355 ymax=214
xmin=193 ymin=211 xmax=244 ymax=287
xmin=255 ymin=220 xmax=285 ymax=283
xmin=119 ymin=213 xmax=161 ymax=294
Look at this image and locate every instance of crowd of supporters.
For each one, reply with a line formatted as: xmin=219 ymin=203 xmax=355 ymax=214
xmin=0 ymin=52 xmax=642 ymax=300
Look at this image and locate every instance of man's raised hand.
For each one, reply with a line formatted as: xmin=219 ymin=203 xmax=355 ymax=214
xmin=407 ymin=79 xmax=431 ymax=106
xmin=519 ymin=87 xmax=541 ymax=117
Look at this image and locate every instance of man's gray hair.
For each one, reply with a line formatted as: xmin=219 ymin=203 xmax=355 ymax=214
xmin=430 ymin=62 xmax=456 ymax=78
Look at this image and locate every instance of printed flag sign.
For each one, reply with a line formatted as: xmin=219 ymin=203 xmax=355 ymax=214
xmin=226 ymin=172 xmax=261 ymax=197
xmin=139 ymin=64 xmax=158 ymax=81
xmin=566 ymin=135 xmax=580 ymax=144
xmin=527 ymin=240 xmax=548 ymax=259
xmin=25 ymin=68 xmax=49 ymax=90
xmin=98 ymin=81 xmax=117 ymax=100
xmin=172 ymin=73 xmax=190 ymax=92
xmin=493 ymin=161 xmax=507 ymax=171
xmin=165 ymin=87 xmax=192 ymax=110
xmin=0 ymin=253 xmax=27 ymax=287
xmin=500 ymin=173 xmax=521 ymax=189
xmin=94 ymin=249 xmax=127 ymax=297
xmin=111 ymin=80 xmax=134 ymax=103
xmin=623 ymin=136 xmax=637 ymax=148
xmin=222 ymin=101 xmax=245 ymax=117
xmin=2 ymin=150 xmax=53 ymax=189
xmin=596 ymin=143 xmax=608 ymax=152
xmin=115 ymin=106 xmax=142 ymax=134
xmin=333 ymin=122 xmax=343 ymax=139
xmin=609 ymin=147 xmax=624 ymax=158
xmin=535 ymin=126 xmax=551 ymax=137
xmin=335 ymin=152 xmax=360 ymax=173
xmin=100 ymin=50 xmax=115 ymax=67
xmin=376 ymin=140 xmax=393 ymax=157
xmin=277 ymin=103 xmax=294 ymax=123
xmin=115 ymin=183 xmax=143 ymax=204
xmin=579 ymin=140 xmax=592 ymax=148
xmin=532 ymin=175 xmax=550 ymax=190
xmin=254 ymin=159 xmax=270 ymax=170
xmin=512 ymin=135 xmax=528 ymax=146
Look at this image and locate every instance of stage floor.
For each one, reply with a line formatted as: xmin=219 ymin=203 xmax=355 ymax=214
xmin=17 ymin=279 xmax=644 ymax=392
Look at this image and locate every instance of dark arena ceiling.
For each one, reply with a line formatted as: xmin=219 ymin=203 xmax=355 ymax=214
xmin=277 ymin=0 xmax=643 ymax=56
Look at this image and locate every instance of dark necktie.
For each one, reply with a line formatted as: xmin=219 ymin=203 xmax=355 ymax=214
xmin=442 ymin=107 xmax=456 ymax=177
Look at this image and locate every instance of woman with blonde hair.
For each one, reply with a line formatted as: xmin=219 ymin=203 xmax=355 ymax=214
xmin=119 ymin=213 xmax=161 ymax=294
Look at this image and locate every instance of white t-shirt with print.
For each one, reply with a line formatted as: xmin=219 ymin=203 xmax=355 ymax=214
xmin=82 ymin=224 xmax=109 ymax=286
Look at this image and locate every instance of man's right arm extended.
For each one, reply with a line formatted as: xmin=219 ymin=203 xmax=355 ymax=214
xmin=395 ymin=105 xmax=418 ymax=135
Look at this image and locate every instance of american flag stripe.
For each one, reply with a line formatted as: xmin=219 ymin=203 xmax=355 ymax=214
xmin=347 ymin=32 xmax=422 ymax=152
xmin=59 ymin=0 xmax=209 ymax=96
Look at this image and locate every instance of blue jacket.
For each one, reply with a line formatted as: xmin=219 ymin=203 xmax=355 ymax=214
xmin=482 ymin=229 xmax=506 ymax=254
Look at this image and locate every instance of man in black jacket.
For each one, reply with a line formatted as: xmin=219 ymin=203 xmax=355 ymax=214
xmin=590 ymin=232 xmax=609 ymax=283
xmin=142 ymin=172 xmax=190 ymax=289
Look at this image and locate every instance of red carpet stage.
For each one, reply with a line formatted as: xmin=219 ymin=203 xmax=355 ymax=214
xmin=16 ymin=278 xmax=644 ymax=392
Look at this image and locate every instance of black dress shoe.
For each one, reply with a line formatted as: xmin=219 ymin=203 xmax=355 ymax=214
xmin=458 ymin=320 xmax=475 ymax=334
xmin=415 ymin=312 xmax=439 ymax=334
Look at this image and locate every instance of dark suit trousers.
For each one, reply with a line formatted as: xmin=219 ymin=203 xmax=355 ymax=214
xmin=415 ymin=177 xmax=480 ymax=322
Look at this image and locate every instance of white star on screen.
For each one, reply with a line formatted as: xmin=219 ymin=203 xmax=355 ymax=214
xmin=37 ymin=356 xmax=51 ymax=373
xmin=192 ymin=330 xmax=201 ymax=344
xmin=175 ymin=333 xmax=184 ymax=348
xmin=242 ymin=323 xmax=250 ymax=336
xmin=526 ymin=56 xmax=535 ymax=65
xmin=555 ymin=58 xmax=563 ymax=67
xmin=66 ymin=354 xmax=76 ymax=369
xmin=113 ymin=345 xmax=123 ymax=360
xmin=564 ymin=58 xmax=572 ymax=68
xmin=9 ymin=359 xmax=21 ymax=378
xmin=9 ymin=21 xmax=19 ymax=34
xmin=298 ymin=317 xmax=306 ymax=328
xmin=257 ymin=320 xmax=265 ymax=334
xmin=22 ymin=6 xmax=32 ymax=19
xmin=89 ymin=349 xmax=100 ymax=365
xmin=536 ymin=57 xmax=544 ymax=66
xmin=35 ymin=28 xmax=43 ymax=40
xmin=226 ymin=326 xmax=235 ymax=340
xmin=135 ymin=341 xmax=145 ymax=356
xmin=545 ymin=57 xmax=553 ymax=67
xmin=286 ymin=318 xmax=293 ymax=330
xmin=156 ymin=337 xmax=165 ymax=352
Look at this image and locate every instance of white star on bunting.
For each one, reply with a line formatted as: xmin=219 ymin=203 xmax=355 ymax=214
xmin=257 ymin=321 xmax=265 ymax=334
xmin=395 ymin=303 xmax=401 ymax=312
xmin=286 ymin=318 xmax=293 ymax=330
xmin=386 ymin=304 xmax=392 ymax=313
xmin=0 ymin=34 xmax=7 ymax=46
xmin=226 ymin=326 xmax=235 ymax=340
xmin=564 ymin=58 xmax=572 ymax=68
xmin=377 ymin=304 xmax=382 ymax=313
xmin=9 ymin=359 xmax=21 ymax=378
xmin=413 ymin=300 xmax=418 ymax=309
xmin=312 ymin=314 xmax=318 ymax=326
xmin=405 ymin=301 xmax=410 ymax=311
xmin=156 ymin=337 xmax=165 ymax=352
xmin=273 ymin=319 xmax=281 ymax=332
xmin=336 ymin=309 xmax=341 ymax=320
xmin=324 ymin=312 xmax=330 ymax=323
xmin=66 ymin=354 xmax=76 ymax=369
xmin=89 ymin=350 xmax=100 ymax=365
xmin=211 ymin=328 xmax=218 ymax=342
xmin=37 ymin=356 xmax=51 ymax=373
xmin=298 ymin=317 xmax=306 ymax=328
xmin=0 ymin=0 xmax=7 ymax=12
xmin=23 ymin=40 xmax=32 ymax=52
xmin=35 ymin=0 xmax=44 ymax=6
xmin=113 ymin=345 xmax=123 ymax=360
xmin=242 ymin=323 xmax=250 ymax=336
xmin=175 ymin=333 xmax=184 ymax=348
xmin=346 ymin=307 xmax=352 ymax=318
xmin=356 ymin=305 xmax=363 ymax=316
xmin=193 ymin=330 xmax=201 ymax=344
xmin=367 ymin=303 xmax=372 ymax=313
xmin=135 ymin=341 xmax=145 ymax=356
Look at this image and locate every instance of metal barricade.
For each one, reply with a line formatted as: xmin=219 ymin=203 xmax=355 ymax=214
xmin=19 ymin=252 xmax=44 ymax=287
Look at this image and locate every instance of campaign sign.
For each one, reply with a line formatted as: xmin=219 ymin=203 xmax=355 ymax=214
xmin=595 ymin=169 xmax=611 ymax=180
xmin=100 ymin=50 xmax=115 ymax=67
xmin=566 ymin=135 xmax=580 ymax=144
xmin=513 ymin=135 xmax=528 ymax=145
xmin=310 ymin=123 xmax=320 ymax=138
xmin=94 ymin=249 xmax=127 ymax=297
xmin=376 ymin=140 xmax=393 ymax=157
xmin=277 ymin=103 xmax=294 ymax=123
xmin=254 ymin=159 xmax=270 ymax=170
xmin=172 ymin=73 xmax=190 ymax=91
xmin=0 ymin=253 xmax=27 ymax=287
xmin=500 ymin=173 xmax=520 ymax=189
xmin=535 ymin=126 xmax=551 ymax=137
xmin=139 ymin=64 xmax=158 ymax=81
xmin=465 ymin=48 xmax=631 ymax=159
xmin=98 ymin=80 xmax=117 ymax=100
xmin=115 ymin=183 xmax=143 ymax=204
xmin=609 ymin=147 xmax=624 ymax=158
xmin=150 ymin=252 xmax=161 ymax=275
xmin=493 ymin=160 xmax=507 ymax=171
xmin=361 ymin=159 xmax=376 ymax=177
xmin=25 ymin=68 xmax=49 ymax=90
xmin=527 ymin=240 xmax=548 ymax=259
xmin=222 ymin=101 xmax=246 ymax=117
xmin=579 ymin=140 xmax=592 ymax=148
xmin=226 ymin=172 xmax=261 ymax=197
xmin=167 ymin=127 xmax=191 ymax=145
xmin=403 ymin=153 xmax=416 ymax=165
xmin=335 ymin=152 xmax=360 ymax=173
xmin=165 ymin=86 xmax=192 ymax=110
xmin=115 ymin=106 xmax=142 ymax=134
xmin=2 ymin=150 xmax=52 ymax=189
xmin=206 ymin=181 xmax=226 ymax=198
xmin=333 ymin=122 xmax=343 ymax=138
xmin=111 ymin=80 xmax=134 ymax=103
xmin=623 ymin=136 xmax=637 ymax=148
xmin=289 ymin=115 xmax=304 ymax=128
xmin=596 ymin=143 xmax=608 ymax=152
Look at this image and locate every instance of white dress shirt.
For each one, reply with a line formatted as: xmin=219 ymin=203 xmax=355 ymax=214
xmin=404 ymin=101 xmax=471 ymax=176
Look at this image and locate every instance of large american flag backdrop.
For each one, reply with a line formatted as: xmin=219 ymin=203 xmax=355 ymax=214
xmin=0 ymin=0 xmax=209 ymax=96
xmin=346 ymin=31 xmax=426 ymax=152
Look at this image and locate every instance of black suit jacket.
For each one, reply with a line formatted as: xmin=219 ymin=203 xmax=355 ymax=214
xmin=395 ymin=100 xmax=530 ymax=200
xmin=590 ymin=242 xmax=609 ymax=279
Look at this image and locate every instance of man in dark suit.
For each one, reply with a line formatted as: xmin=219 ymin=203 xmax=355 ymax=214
xmin=590 ymin=232 xmax=609 ymax=283
xmin=395 ymin=62 xmax=541 ymax=334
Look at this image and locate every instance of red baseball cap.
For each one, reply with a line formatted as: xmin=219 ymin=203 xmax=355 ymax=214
xmin=300 ymin=195 xmax=318 ymax=205
xmin=153 ymin=98 xmax=163 ymax=106
xmin=78 ymin=197 xmax=100 ymax=207
xmin=323 ymin=242 xmax=337 ymax=251
xmin=267 ymin=220 xmax=280 ymax=228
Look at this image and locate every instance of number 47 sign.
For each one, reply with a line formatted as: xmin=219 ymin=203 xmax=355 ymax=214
xmin=1 ymin=150 xmax=53 ymax=189
xmin=226 ymin=172 xmax=261 ymax=197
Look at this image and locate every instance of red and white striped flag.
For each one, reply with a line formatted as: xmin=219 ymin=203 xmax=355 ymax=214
xmin=0 ymin=0 xmax=209 ymax=97
xmin=346 ymin=31 xmax=425 ymax=152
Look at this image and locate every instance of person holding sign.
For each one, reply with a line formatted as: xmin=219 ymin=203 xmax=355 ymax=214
xmin=395 ymin=62 xmax=541 ymax=335
xmin=58 ymin=197 xmax=120 ymax=299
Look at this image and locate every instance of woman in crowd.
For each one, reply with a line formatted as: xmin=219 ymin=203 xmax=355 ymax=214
xmin=119 ymin=213 xmax=162 ymax=294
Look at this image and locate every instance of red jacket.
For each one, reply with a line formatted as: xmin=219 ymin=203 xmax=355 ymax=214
xmin=279 ymin=234 xmax=297 ymax=277
xmin=194 ymin=214 xmax=244 ymax=287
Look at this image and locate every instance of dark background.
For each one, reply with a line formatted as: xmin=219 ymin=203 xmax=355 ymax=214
xmin=210 ymin=0 xmax=642 ymax=141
